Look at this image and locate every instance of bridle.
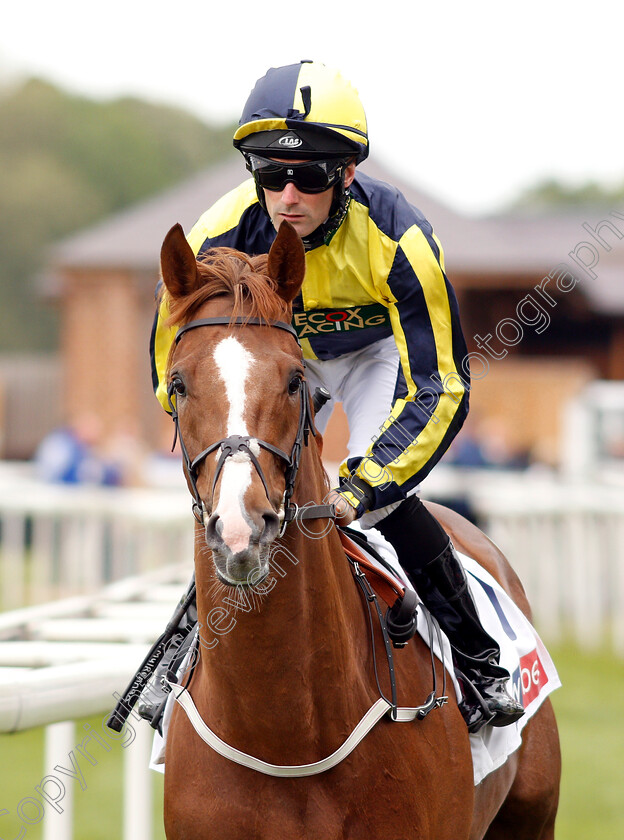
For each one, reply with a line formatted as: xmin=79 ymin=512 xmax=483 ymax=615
xmin=109 ymin=317 xmax=449 ymax=771
xmin=167 ymin=316 xmax=335 ymax=532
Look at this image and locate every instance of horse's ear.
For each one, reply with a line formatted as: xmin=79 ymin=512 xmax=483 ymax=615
xmin=267 ymin=221 xmax=306 ymax=303
xmin=160 ymin=223 xmax=202 ymax=299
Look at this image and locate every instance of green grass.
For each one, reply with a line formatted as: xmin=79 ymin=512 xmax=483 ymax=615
xmin=0 ymin=715 xmax=166 ymax=839
xmin=549 ymin=643 xmax=624 ymax=839
xmin=0 ymin=643 xmax=622 ymax=838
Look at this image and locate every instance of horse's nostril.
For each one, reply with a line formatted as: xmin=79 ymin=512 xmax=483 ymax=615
xmin=261 ymin=511 xmax=280 ymax=543
xmin=205 ymin=513 xmax=223 ymax=545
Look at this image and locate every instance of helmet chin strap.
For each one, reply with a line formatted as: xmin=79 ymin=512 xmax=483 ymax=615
xmin=301 ymin=188 xmax=351 ymax=251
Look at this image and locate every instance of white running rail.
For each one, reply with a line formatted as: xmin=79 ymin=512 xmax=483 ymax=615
xmin=0 ymin=564 xmax=191 ymax=840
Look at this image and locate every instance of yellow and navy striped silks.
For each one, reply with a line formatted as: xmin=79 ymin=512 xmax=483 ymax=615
xmin=150 ymin=172 xmax=469 ymax=515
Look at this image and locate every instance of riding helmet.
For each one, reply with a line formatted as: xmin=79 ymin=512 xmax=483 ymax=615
xmin=233 ymin=61 xmax=369 ymax=163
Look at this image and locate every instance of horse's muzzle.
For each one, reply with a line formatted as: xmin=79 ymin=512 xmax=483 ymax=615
xmin=205 ymin=510 xmax=280 ymax=586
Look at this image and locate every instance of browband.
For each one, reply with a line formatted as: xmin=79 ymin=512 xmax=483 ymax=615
xmin=175 ymin=317 xmax=300 ymax=347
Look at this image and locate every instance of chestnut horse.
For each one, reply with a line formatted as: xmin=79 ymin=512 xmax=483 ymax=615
xmin=159 ymin=221 xmax=560 ymax=840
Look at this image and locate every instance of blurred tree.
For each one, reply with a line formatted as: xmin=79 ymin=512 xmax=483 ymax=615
xmin=509 ymin=177 xmax=624 ymax=213
xmin=0 ymin=77 xmax=235 ymax=351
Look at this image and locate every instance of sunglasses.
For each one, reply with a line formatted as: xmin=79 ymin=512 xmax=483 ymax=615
xmin=245 ymin=155 xmax=346 ymax=194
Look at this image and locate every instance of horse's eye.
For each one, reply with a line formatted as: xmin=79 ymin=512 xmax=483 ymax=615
xmin=171 ymin=376 xmax=187 ymax=397
xmin=288 ymin=375 xmax=303 ymax=395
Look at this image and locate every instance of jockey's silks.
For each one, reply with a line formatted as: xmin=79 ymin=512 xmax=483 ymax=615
xmin=150 ymin=171 xmax=469 ymax=513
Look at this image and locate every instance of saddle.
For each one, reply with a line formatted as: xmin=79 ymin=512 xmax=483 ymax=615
xmin=338 ymin=527 xmax=420 ymax=646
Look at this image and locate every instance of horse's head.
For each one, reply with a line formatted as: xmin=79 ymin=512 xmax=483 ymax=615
xmin=160 ymin=221 xmax=309 ymax=586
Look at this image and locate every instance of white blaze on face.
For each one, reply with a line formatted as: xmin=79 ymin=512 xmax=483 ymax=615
xmin=212 ymin=336 xmax=258 ymax=554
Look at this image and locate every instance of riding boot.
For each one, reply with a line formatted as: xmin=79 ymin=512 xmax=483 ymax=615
xmin=376 ymin=496 xmax=524 ymax=733
xmin=408 ymin=541 xmax=525 ymax=731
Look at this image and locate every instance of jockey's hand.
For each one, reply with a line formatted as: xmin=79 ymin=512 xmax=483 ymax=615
xmin=327 ymin=489 xmax=357 ymax=526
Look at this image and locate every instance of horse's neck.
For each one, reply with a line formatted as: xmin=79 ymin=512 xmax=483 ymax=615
xmin=192 ymin=443 xmax=375 ymax=750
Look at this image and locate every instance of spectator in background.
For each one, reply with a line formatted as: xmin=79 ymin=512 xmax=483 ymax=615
xmin=102 ymin=419 xmax=149 ymax=488
xmin=437 ymin=414 xmax=530 ymax=524
xmin=34 ymin=412 xmax=122 ymax=486
xmin=444 ymin=414 xmax=530 ymax=471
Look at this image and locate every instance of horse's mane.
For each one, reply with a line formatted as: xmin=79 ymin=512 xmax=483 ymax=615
xmin=165 ymin=247 xmax=291 ymax=327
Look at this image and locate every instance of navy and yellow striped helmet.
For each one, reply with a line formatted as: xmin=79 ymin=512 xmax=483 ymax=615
xmin=233 ymin=61 xmax=369 ymax=163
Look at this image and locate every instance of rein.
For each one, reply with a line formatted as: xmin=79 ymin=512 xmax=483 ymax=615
xmin=168 ymin=316 xmax=334 ymax=530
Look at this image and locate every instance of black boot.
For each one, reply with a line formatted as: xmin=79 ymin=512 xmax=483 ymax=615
xmin=409 ymin=542 xmax=524 ymax=732
xmin=376 ymin=496 xmax=524 ymax=733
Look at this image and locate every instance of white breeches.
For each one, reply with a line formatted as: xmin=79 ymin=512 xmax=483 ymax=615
xmin=304 ymin=336 xmax=415 ymax=527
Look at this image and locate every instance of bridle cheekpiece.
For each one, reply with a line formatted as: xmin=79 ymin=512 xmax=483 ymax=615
xmin=167 ymin=316 xmax=334 ymax=532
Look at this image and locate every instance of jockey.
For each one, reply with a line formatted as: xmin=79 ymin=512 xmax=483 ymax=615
xmin=149 ymin=61 xmax=523 ymax=732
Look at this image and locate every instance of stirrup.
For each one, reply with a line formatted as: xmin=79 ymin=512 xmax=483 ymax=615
xmin=385 ymin=589 xmax=418 ymax=648
xmin=456 ymin=672 xmax=496 ymax=733
xmin=456 ymin=670 xmax=524 ymax=733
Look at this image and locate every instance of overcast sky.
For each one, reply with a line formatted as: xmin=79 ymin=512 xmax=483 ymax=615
xmin=1 ymin=1 xmax=621 ymax=216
